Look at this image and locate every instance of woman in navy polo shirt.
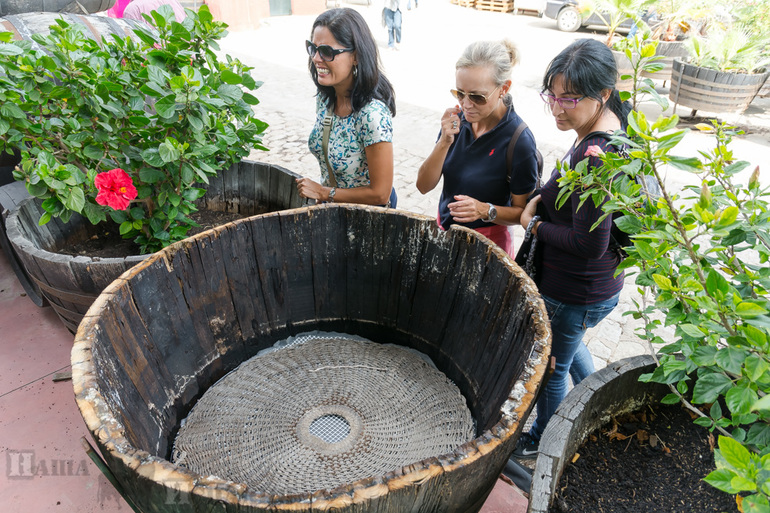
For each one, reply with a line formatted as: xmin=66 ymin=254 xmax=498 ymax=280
xmin=514 ymin=39 xmax=631 ymax=460
xmin=416 ymin=39 xmax=539 ymax=256
xmin=297 ymin=8 xmax=397 ymax=207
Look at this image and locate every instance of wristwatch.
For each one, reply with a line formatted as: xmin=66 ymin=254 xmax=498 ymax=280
xmin=328 ymin=187 xmax=336 ymax=202
xmin=485 ymin=203 xmax=497 ymax=222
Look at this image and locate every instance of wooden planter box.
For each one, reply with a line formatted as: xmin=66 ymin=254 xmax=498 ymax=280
xmin=670 ymin=58 xmax=770 ymax=115
xmin=72 ymin=205 xmax=552 ymax=512
xmin=5 ymin=160 xmax=307 ymax=333
xmin=528 ymin=355 xmax=667 ymax=513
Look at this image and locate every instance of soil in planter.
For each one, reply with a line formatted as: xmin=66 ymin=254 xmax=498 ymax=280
xmin=549 ymin=402 xmax=735 ymax=513
xmin=59 ymin=209 xmax=247 ymax=258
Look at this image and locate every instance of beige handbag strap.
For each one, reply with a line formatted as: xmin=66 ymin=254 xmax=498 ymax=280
xmin=321 ymin=110 xmax=338 ymax=188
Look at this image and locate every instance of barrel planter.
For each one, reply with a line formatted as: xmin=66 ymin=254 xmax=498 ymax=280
xmin=528 ymin=355 xmax=666 ymax=513
xmin=0 ymin=11 xmax=141 ymax=43
xmin=0 ymin=0 xmax=115 ymax=16
xmin=641 ymin=40 xmax=689 ymax=84
xmin=670 ymin=58 xmax=770 ymax=115
xmin=71 ymin=204 xmax=552 ymax=513
xmin=6 ymin=160 xmax=307 ymax=333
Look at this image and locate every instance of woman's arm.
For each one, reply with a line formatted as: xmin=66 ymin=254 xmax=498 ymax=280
xmin=297 ymin=142 xmax=393 ymax=205
xmin=416 ymin=107 xmax=461 ymax=194
xmin=448 ymin=191 xmax=531 ymax=225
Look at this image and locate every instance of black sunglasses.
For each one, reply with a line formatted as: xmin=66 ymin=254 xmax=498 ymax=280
xmin=305 ymin=40 xmax=354 ymax=62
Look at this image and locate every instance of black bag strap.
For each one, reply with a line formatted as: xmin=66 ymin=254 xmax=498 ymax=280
xmin=505 ymin=121 xmax=529 ymax=185
xmin=506 ymin=120 xmax=544 ymax=187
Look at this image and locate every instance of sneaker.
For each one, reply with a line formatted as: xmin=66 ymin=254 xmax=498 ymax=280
xmin=512 ymin=432 xmax=539 ymax=460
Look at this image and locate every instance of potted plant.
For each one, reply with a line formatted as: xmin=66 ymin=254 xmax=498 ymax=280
xmin=670 ymin=24 xmax=770 ymax=115
xmin=550 ymin=55 xmax=770 ymax=509
xmin=0 ymin=6 xmax=305 ymax=332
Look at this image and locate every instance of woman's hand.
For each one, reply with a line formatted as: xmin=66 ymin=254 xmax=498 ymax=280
xmin=448 ymin=195 xmax=488 ymax=223
xmin=296 ymin=177 xmax=329 ymax=202
xmin=521 ymin=194 xmax=541 ymax=230
xmin=439 ymin=106 xmax=462 ymax=146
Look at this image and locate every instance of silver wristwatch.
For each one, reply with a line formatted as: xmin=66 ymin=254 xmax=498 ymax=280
xmin=485 ymin=203 xmax=497 ymax=222
xmin=328 ymin=187 xmax=336 ymax=202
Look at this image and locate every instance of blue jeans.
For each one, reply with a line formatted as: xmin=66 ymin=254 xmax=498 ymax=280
xmin=384 ymin=9 xmax=402 ymax=47
xmin=530 ymin=292 xmax=620 ymax=440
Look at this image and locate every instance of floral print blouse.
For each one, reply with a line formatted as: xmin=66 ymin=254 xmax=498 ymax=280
xmin=308 ymin=96 xmax=393 ymax=189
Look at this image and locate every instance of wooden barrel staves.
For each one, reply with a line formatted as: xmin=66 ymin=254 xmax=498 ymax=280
xmin=670 ymin=58 xmax=770 ymax=115
xmin=0 ymin=0 xmax=115 ymax=16
xmin=640 ymin=40 xmax=689 ymax=83
xmin=71 ymin=204 xmax=552 ymax=512
xmin=5 ymin=161 xmax=308 ymax=334
xmin=0 ymin=11 xmax=142 ymax=44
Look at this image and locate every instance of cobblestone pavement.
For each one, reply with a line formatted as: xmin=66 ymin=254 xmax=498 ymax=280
xmin=219 ymin=0 xmax=770 ymax=370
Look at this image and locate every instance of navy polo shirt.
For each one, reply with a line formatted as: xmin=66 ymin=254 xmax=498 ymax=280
xmin=438 ymin=106 xmax=539 ymax=230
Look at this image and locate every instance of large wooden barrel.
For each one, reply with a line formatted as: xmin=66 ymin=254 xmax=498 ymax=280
xmin=0 ymin=11 xmax=141 ymax=43
xmin=640 ymin=40 xmax=689 ymax=83
xmin=71 ymin=205 xmax=552 ymax=513
xmin=6 ymin=161 xmax=308 ymax=333
xmin=0 ymin=0 xmax=115 ymax=16
xmin=670 ymin=58 xmax=770 ymax=115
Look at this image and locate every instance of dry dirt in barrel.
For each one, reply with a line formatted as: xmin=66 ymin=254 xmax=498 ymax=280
xmin=59 ymin=209 xmax=246 ymax=258
xmin=549 ymin=402 xmax=735 ymax=513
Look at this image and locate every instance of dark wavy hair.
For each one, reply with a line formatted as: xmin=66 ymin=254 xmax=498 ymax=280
xmin=542 ymin=39 xmax=631 ymax=129
xmin=308 ymin=8 xmax=396 ymax=116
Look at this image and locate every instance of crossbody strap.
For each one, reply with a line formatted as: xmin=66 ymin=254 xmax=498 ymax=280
xmin=321 ymin=110 xmax=338 ymax=188
xmin=506 ymin=120 xmax=529 ymax=184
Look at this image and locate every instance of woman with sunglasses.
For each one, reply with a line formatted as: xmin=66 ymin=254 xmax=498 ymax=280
xmin=513 ymin=39 xmax=632 ymax=460
xmin=297 ymin=8 xmax=397 ymax=208
xmin=416 ymin=39 xmax=539 ymax=256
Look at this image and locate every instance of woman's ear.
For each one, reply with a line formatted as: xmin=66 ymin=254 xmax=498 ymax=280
xmin=601 ymin=88 xmax=612 ymax=102
xmin=501 ymin=79 xmax=512 ymax=96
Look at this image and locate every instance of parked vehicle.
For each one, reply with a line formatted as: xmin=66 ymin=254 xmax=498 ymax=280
xmin=544 ymin=0 xmax=653 ymax=33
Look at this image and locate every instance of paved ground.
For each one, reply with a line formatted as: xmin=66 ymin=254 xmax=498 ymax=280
xmin=220 ymin=0 xmax=770 ymax=371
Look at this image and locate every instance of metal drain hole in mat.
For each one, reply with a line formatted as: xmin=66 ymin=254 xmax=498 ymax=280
xmin=172 ymin=335 xmax=475 ymax=496
xmin=309 ymin=414 xmax=350 ymax=443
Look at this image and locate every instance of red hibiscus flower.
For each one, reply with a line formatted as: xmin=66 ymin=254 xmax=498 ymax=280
xmin=95 ymin=168 xmax=138 ymax=211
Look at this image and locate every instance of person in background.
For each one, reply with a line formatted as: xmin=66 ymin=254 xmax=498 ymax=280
xmin=297 ymin=8 xmax=397 ymax=208
xmin=383 ymin=0 xmax=402 ymax=50
xmin=122 ymin=0 xmax=187 ymax=22
xmin=107 ymin=0 xmax=131 ymax=18
xmin=513 ymin=38 xmax=631 ymax=459
xmin=416 ymin=39 xmax=539 ymax=256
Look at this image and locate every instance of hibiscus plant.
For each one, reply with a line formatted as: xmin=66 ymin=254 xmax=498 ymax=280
xmin=556 ymin=46 xmax=770 ymax=511
xmin=0 ymin=5 xmax=267 ymax=253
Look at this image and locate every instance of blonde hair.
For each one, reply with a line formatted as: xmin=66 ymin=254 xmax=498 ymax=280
xmin=456 ymin=39 xmax=520 ymax=86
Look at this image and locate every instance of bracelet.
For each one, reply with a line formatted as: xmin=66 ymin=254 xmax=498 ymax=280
xmin=328 ymin=187 xmax=336 ymax=202
xmin=525 ymin=215 xmax=541 ymax=239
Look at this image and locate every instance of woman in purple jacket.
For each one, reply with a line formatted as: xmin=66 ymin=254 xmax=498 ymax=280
xmin=514 ymin=39 xmax=631 ymax=459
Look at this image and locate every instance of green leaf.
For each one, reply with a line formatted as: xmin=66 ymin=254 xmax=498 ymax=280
xmin=119 ymin=220 xmax=134 ymax=235
xmin=726 ymin=385 xmax=758 ymax=417
xmin=217 ymin=84 xmax=243 ymax=103
xmin=1 ymin=102 xmax=26 ymax=119
xmin=155 ymin=94 xmax=178 ymax=118
xmin=141 ymin=148 xmax=164 ymax=167
xmin=159 ymin=142 xmax=181 ymax=163
xmin=139 ymin=167 xmax=166 ymax=184
xmin=718 ymin=436 xmax=751 ymax=470
xmin=717 ymin=206 xmax=740 ymax=226
xmin=737 ymin=302 xmax=769 ymax=318
xmin=679 ymin=324 xmax=705 ymax=338
xmin=704 ymin=468 xmax=738 ymax=493
xmin=706 ymin=269 xmax=730 ymax=296
xmin=690 ymin=345 xmax=717 ymax=366
xmin=82 ymin=202 xmax=106 ymax=225
xmin=64 ymin=187 xmax=85 ymax=212
xmin=220 ymin=69 xmax=242 ymax=84
xmin=661 ymin=393 xmax=680 ymax=404
xmin=745 ymin=423 xmax=770 ymax=447
xmin=692 ymin=372 xmax=733 ymax=404
xmin=715 ymin=347 xmax=748 ymax=375
xmin=730 ymin=475 xmax=757 ymax=492
xmin=652 ymin=274 xmax=673 ymax=291
xmin=83 ymin=144 xmax=103 ymax=160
